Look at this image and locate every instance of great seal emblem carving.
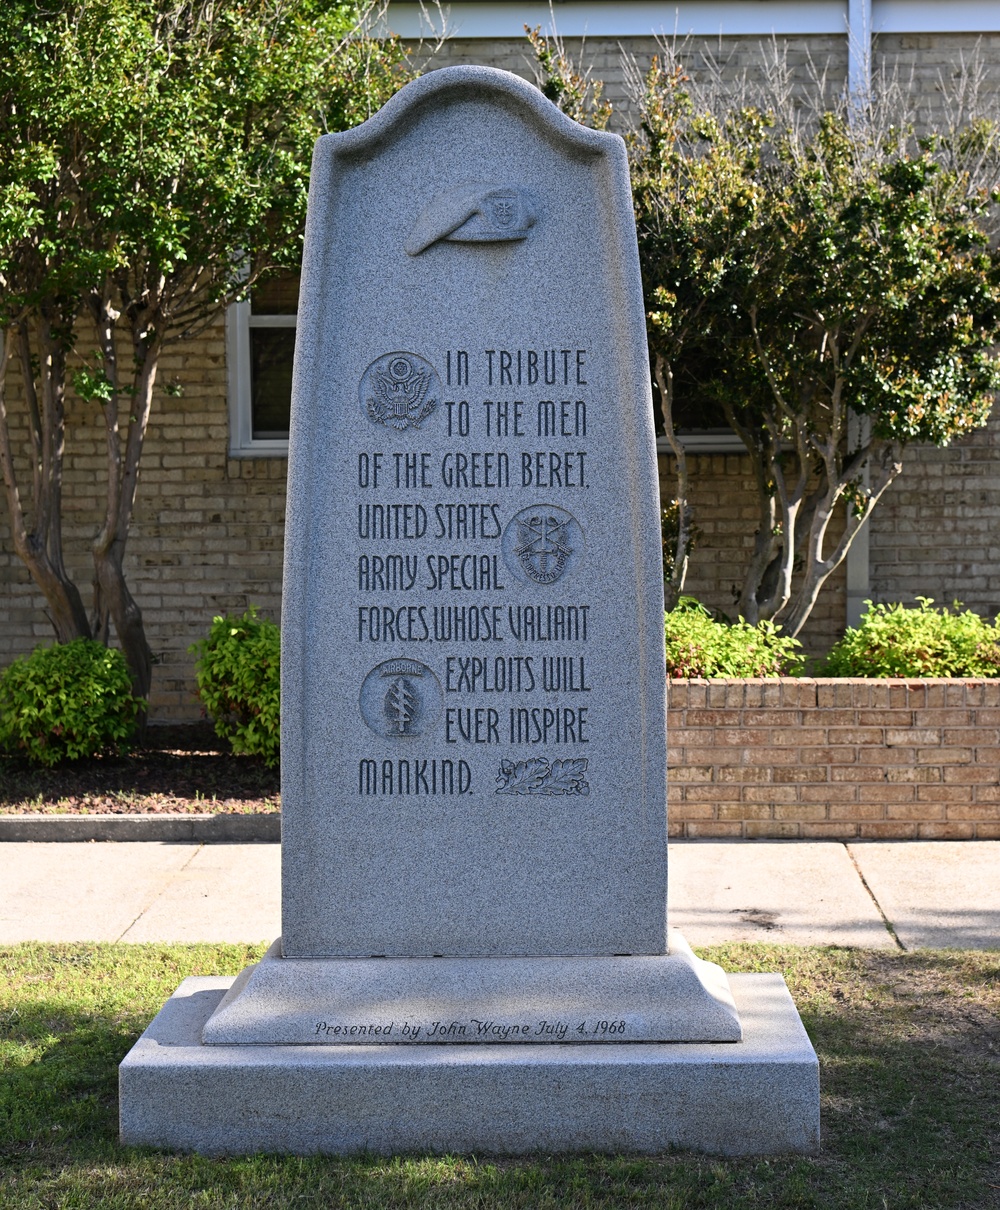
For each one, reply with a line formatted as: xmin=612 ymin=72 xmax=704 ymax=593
xmin=360 ymin=352 xmax=439 ymax=432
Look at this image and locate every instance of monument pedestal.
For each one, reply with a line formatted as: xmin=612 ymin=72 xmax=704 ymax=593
xmin=120 ymin=968 xmax=819 ymax=1156
xmin=201 ymin=930 xmax=742 ymax=1045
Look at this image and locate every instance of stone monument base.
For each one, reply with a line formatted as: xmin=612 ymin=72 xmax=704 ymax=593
xmin=119 ymin=972 xmax=819 ymax=1156
xmin=201 ymin=930 xmax=742 ymax=1045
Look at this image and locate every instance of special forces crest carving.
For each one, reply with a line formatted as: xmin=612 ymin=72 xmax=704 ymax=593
xmin=359 ymin=659 xmax=444 ymax=738
xmin=360 ymin=352 xmax=440 ymax=432
xmin=501 ymin=504 xmax=585 ymax=586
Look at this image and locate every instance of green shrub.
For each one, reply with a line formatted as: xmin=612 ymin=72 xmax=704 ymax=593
xmin=0 ymin=639 xmax=143 ymax=765
xmin=820 ymin=598 xmax=1000 ymax=677
xmin=190 ymin=608 xmax=280 ymax=765
xmin=664 ymin=598 xmax=804 ymax=677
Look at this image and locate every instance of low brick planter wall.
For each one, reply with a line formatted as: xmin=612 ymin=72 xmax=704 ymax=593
xmin=667 ymin=679 xmax=1000 ymax=840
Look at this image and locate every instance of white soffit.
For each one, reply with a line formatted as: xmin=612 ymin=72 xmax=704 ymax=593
xmin=874 ymin=1 xmax=1000 ymax=33
xmin=383 ymin=2 xmax=1000 ymax=40
xmin=386 ymin=2 xmax=845 ymax=39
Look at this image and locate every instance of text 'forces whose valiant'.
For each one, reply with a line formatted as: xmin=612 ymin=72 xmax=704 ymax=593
xmin=356 ymin=603 xmax=592 ymax=643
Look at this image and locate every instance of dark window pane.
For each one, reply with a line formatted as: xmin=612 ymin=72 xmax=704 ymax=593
xmin=669 ymin=395 xmax=729 ymax=434
xmin=250 ymin=327 xmax=294 ymax=439
xmin=251 ymin=272 xmax=300 ymax=315
xmin=649 ymin=356 xmax=730 ymax=436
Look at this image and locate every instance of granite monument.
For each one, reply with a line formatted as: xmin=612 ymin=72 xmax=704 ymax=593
xmin=119 ymin=65 xmax=819 ymax=1155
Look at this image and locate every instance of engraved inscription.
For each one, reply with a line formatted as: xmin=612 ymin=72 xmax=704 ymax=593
xmin=440 ymin=451 xmax=510 ymax=487
xmin=482 ymin=400 xmax=525 ymax=436
xmin=358 ymin=503 xmax=428 ymax=539
xmin=440 ymin=655 xmax=589 ymax=695
xmin=358 ymin=500 xmax=508 ymax=540
xmin=357 ymin=605 xmax=430 ymax=642
xmin=311 ymin=1016 xmax=630 ymax=1042
xmin=433 ymin=503 xmax=503 ymax=540
xmin=445 ymin=707 xmax=501 ymax=744
xmin=353 ymin=340 xmax=600 ymax=797
xmin=501 ymin=505 xmax=584 ymax=586
xmin=508 ymin=708 xmax=590 ymax=745
xmin=361 ymin=352 xmax=439 ymax=431
xmin=358 ymin=758 xmax=473 ymax=796
xmin=424 ymin=554 xmax=505 ymax=591
xmin=485 ymin=349 xmax=586 ymax=387
xmin=537 ymin=399 xmax=587 ymax=437
xmin=507 ymin=604 xmax=590 ymax=641
xmin=492 ymin=195 xmax=515 ymax=226
xmin=520 ymin=450 xmax=587 ymax=488
xmin=358 ymin=555 xmax=419 ymax=592
xmin=495 ymin=756 xmax=590 ymax=796
xmin=449 ymin=707 xmax=589 ymax=746
xmin=385 ymin=677 xmax=419 ymax=735
xmin=359 ymin=659 xmax=443 ymax=736
xmin=446 ymin=655 xmax=536 ymax=694
xmin=445 ymin=350 xmax=469 ymax=386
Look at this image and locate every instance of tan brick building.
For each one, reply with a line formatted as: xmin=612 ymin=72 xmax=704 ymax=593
xmin=2 ymin=1 xmax=1000 ymax=720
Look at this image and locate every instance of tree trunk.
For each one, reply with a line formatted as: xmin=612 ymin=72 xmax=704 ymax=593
xmin=778 ymin=436 xmax=902 ymax=637
xmin=653 ymin=353 xmax=693 ymax=610
xmin=91 ymin=298 xmax=162 ymax=707
xmin=93 ymin=538 xmax=153 ymax=707
xmin=0 ymin=322 xmax=92 ymax=644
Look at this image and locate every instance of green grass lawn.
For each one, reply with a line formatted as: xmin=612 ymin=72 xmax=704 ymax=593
xmin=1 ymin=943 xmax=998 ymax=1209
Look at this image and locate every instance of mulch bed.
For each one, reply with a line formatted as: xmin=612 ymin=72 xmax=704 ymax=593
xmin=0 ymin=723 xmax=280 ymax=815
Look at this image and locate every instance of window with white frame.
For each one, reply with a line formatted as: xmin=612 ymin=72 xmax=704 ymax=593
xmin=654 ymin=391 xmax=744 ymax=455
xmin=225 ymin=275 xmax=742 ymax=457
xmin=226 ymin=273 xmax=298 ymax=456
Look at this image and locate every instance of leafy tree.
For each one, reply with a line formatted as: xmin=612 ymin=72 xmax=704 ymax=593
xmin=631 ymin=49 xmax=1000 ymax=635
xmin=629 ymin=62 xmax=769 ymax=609
xmin=528 ymin=30 xmax=1000 ymax=635
xmin=0 ymin=0 xmax=409 ymax=704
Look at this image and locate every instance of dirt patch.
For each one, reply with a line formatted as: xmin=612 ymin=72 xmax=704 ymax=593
xmin=732 ymin=907 xmax=781 ymax=931
xmin=0 ymin=723 xmax=280 ymax=815
xmin=855 ymin=948 xmax=1000 ymax=1061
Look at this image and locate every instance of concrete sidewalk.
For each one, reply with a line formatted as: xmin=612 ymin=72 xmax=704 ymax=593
xmin=2 ymin=840 xmax=997 ymax=950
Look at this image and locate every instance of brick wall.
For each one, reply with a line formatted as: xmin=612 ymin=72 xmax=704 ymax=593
xmin=870 ymin=415 xmax=1000 ymax=625
xmin=873 ymin=33 xmax=1000 ymax=130
xmin=668 ymin=679 xmax=1000 ymax=840
xmin=0 ymin=315 xmax=287 ymax=720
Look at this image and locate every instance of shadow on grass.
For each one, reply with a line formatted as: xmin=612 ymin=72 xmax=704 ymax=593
xmin=1 ymin=944 xmax=998 ymax=1209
